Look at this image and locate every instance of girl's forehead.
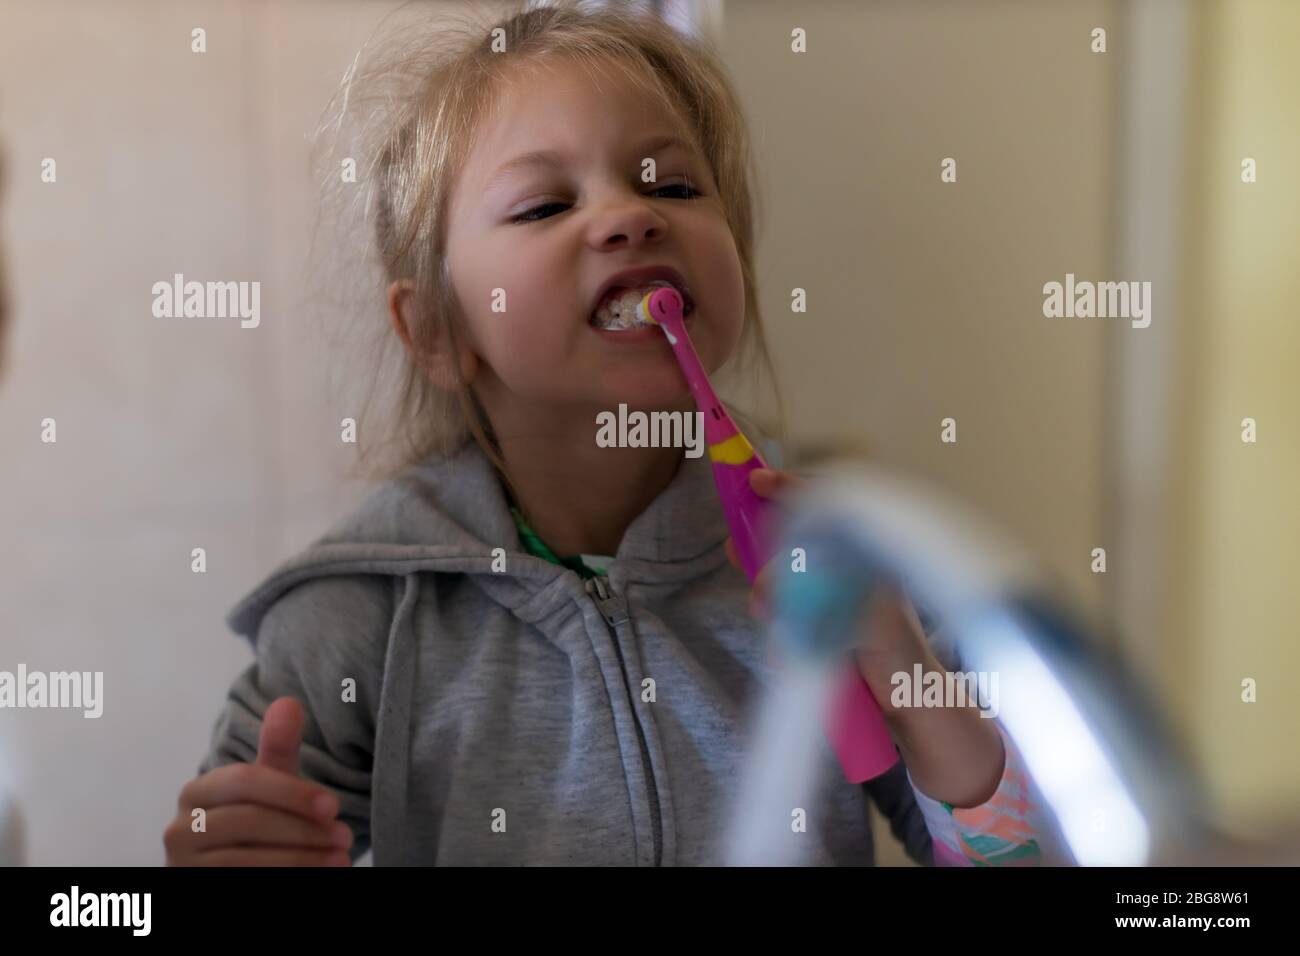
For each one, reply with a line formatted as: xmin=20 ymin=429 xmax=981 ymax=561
xmin=449 ymin=56 xmax=700 ymax=213
xmin=501 ymin=55 xmax=676 ymax=120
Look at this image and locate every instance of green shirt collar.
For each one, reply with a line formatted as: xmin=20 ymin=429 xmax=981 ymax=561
xmin=509 ymin=505 xmax=609 ymax=580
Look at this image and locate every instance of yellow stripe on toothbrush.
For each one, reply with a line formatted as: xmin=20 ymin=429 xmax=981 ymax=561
xmin=637 ymin=293 xmax=659 ymax=325
xmin=639 ymin=292 xmax=680 ymax=344
xmin=708 ymin=432 xmax=756 ymax=465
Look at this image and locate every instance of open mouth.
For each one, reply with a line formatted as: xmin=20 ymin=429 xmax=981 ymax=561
xmin=590 ymin=280 xmax=696 ymax=331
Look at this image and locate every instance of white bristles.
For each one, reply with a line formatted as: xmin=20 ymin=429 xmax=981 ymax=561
xmin=592 ymin=280 xmax=675 ymax=330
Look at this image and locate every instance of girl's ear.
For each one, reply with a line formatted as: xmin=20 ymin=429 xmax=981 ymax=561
xmin=387 ymin=278 xmax=478 ymax=390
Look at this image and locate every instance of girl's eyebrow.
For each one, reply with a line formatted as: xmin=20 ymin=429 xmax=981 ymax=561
xmin=484 ymin=134 xmax=692 ymax=192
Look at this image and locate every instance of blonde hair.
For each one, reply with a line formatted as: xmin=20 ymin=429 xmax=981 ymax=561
xmin=312 ymin=0 xmax=785 ymax=493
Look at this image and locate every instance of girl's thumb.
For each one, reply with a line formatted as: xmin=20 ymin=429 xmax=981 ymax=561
xmin=256 ymin=696 xmax=306 ymax=777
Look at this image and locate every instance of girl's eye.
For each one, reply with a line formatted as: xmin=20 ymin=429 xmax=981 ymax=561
xmin=648 ymin=182 xmax=701 ymax=200
xmin=510 ymin=182 xmax=701 ymax=223
xmin=511 ymin=202 xmax=568 ymax=223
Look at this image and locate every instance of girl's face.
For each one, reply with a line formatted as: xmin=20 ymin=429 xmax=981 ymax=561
xmin=442 ymin=57 xmax=746 ymax=419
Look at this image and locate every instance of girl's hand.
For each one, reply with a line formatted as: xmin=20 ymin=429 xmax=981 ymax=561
xmin=723 ymin=468 xmax=797 ymax=621
xmin=164 ymin=697 xmax=354 ymax=866
xmin=727 ymin=470 xmax=1006 ymax=806
xmin=725 ymin=468 xmax=930 ymax=688
xmin=851 ymin=583 xmax=933 ymax=705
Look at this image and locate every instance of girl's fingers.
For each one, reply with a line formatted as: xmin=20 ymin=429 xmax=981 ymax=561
xmin=255 ymin=696 xmax=305 ymax=777
xmin=725 ymin=536 xmax=742 ymax=572
xmin=195 ymin=846 xmax=352 ymax=868
xmin=729 ymin=471 xmax=805 ymax=571
xmin=749 ymin=468 xmax=781 ymax=498
xmin=179 ymin=762 xmax=339 ymax=822
xmin=749 ymin=468 xmax=805 ymax=499
xmin=853 ymin=588 xmax=931 ymax=685
xmin=184 ymin=804 xmax=353 ymax=854
xmin=732 ymin=469 xmax=806 ymax=615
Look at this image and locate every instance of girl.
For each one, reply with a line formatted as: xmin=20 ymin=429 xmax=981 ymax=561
xmin=164 ymin=1 xmax=1043 ymax=866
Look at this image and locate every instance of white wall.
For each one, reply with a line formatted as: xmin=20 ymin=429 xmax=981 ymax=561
xmin=0 ymin=0 xmax=456 ymax=865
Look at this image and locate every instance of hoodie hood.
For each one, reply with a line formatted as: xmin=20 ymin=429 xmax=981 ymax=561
xmin=227 ymin=426 xmax=750 ymax=641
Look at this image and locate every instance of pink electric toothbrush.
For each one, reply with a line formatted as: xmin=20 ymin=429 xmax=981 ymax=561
xmin=637 ymin=284 xmax=899 ymax=783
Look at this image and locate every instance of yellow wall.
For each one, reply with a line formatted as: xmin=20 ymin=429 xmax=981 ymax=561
xmin=1174 ymin=0 xmax=1300 ymax=833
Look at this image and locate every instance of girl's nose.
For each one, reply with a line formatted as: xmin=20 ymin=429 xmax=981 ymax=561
xmin=589 ymin=195 xmax=668 ymax=249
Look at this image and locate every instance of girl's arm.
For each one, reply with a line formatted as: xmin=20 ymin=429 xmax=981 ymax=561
xmin=200 ymin=576 xmax=389 ymax=862
xmin=857 ymin=592 xmax=1043 ymax=865
xmin=858 ymin=592 xmax=1006 ymax=807
xmin=740 ymin=468 xmax=1045 ymax=865
xmin=903 ymin=722 xmax=1042 ymax=866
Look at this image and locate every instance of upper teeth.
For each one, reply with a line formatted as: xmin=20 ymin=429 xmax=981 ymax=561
xmin=592 ymin=280 xmax=678 ymax=330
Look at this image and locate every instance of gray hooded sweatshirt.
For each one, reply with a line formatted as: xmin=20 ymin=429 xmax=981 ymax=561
xmin=199 ymin=430 xmax=936 ymax=866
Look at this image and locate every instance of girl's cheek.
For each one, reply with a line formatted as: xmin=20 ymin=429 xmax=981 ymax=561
xmin=488 ymin=301 xmax=556 ymax=359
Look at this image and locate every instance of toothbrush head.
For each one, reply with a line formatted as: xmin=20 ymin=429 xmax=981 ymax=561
xmin=636 ymin=285 xmax=684 ymax=327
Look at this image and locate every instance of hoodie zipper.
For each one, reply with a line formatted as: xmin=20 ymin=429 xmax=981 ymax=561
xmin=584 ymin=573 xmax=663 ymax=866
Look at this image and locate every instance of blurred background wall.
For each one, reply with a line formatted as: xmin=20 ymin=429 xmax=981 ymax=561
xmin=1169 ymin=0 xmax=1300 ymax=833
xmin=0 ymin=0 xmax=1295 ymax=865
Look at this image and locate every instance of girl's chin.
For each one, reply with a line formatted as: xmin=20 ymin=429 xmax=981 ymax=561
xmin=588 ymin=371 xmax=695 ymax=409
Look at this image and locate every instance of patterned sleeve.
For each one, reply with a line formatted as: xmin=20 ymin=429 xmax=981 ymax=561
xmin=906 ymin=721 xmax=1043 ymax=866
